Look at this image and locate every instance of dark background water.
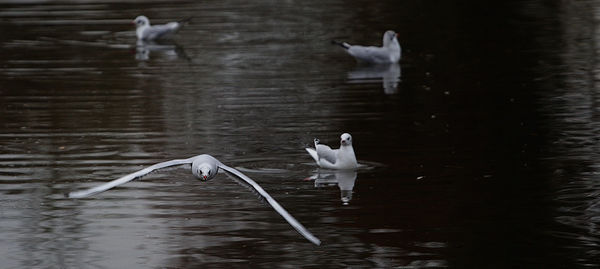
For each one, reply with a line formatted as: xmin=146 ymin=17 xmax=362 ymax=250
xmin=2 ymin=0 xmax=600 ymax=268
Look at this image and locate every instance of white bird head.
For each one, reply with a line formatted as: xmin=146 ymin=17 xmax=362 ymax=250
xmin=340 ymin=133 xmax=353 ymax=146
xmin=382 ymin=30 xmax=401 ymax=62
xmin=133 ymin=15 xmax=150 ymax=28
xmin=195 ymin=163 xmax=216 ymax=181
xmin=383 ymin=30 xmax=398 ymax=47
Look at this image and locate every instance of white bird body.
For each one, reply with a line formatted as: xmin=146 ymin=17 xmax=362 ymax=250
xmin=67 ymin=154 xmax=320 ymax=246
xmin=334 ymin=30 xmax=401 ymax=64
xmin=306 ymin=133 xmax=358 ymax=170
xmin=134 ymin=15 xmax=186 ymax=41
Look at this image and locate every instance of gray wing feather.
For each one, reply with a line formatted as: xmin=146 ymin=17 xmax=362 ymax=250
xmin=316 ymin=144 xmax=337 ymax=165
xmin=67 ymin=157 xmax=195 ymax=198
xmin=348 ymin=45 xmax=390 ymax=63
xmin=144 ymin=23 xmax=179 ymax=40
xmin=218 ymin=164 xmax=321 ymax=246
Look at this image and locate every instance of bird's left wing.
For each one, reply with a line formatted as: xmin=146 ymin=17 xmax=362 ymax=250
xmin=218 ymin=163 xmax=322 ymax=246
xmin=67 ymin=157 xmax=196 ymax=198
xmin=145 ymin=23 xmax=179 ymax=40
xmin=348 ymin=45 xmax=391 ymax=64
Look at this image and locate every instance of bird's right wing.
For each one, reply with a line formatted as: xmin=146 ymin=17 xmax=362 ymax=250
xmin=218 ymin=163 xmax=321 ymax=246
xmin=67 ymin=157 xmax=196 ymax=198
xmin=316 ymin=144 xmax=337 ymax=165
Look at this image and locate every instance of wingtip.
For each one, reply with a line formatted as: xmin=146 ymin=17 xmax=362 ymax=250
xmin=65 ymin=191 xmax=80 ymax=199
xmin=66 ymin=189 xmax=94 ymax=199
xmin=302 ymin=230 xmax=321 ymax=246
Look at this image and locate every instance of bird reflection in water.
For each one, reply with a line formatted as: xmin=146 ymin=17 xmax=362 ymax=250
xmin=308 ymin=170 xmax=357 ymax=205
xmin=135 ymin=40 xmax=190 ymax=61
xmin=346 ymin=62 xmax=401 ymax=94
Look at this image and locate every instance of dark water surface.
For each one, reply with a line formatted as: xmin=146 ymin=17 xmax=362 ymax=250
xmin=2 ymin=0 xmax=600 ymax=268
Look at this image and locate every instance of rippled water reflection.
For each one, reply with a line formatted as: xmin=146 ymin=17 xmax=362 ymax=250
xmin=2 ymin=0 xmax=600 ymax=268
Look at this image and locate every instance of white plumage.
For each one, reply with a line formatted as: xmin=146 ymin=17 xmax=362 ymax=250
xmin=334 ymin=30 xmax=401 ymax=64
xmin=133 ymin=15 xmax=187 ymax=41
xmin=306 ymin=133 xmax=358 ymax=170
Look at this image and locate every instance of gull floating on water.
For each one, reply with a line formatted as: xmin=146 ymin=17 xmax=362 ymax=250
xmin=133 ymin=15 xmax=190 ymax=41
xmin=67 ymin=154 xmax=320 ymax=246
xmin=306 ymin=133 xmax=358 ymax=170
xmin=332 ymin=30 xmax=401 ymax=64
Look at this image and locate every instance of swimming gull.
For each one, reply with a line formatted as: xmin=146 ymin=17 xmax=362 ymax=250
xmin=306 ymin=133 xmax=358 ymax=170
xmin=133 ymin=15 xmax=190 ymax=41
xmin=332 ymin=30 xmax=401 ymax=64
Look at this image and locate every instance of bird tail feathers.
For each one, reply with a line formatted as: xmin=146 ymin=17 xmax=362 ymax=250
xmin=331 ymin=40 xmax=350 ymax=49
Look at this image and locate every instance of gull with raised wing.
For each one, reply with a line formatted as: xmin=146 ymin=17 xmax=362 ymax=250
xmin=306 ymin=133 xmax=358 ymax=170
xmin=67 ymin=154 xmax=320 ymax=246
xmin=133 ymin=15 xmax=190 ymax=41
xmin=332 ymin=30 xmax=401 ymax=64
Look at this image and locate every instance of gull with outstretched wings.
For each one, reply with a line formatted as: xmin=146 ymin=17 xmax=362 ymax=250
xmin=67 ymin=154 xmax=320 ymax=246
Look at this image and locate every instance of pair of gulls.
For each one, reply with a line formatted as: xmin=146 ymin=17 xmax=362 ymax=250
xmin=67 ymin=133 xmax=358 ymax=246
xmin=133 ymin=15 xmax=401 ymax=64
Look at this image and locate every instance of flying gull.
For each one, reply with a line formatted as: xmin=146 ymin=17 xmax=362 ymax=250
xmin=67 ymin=154 xmax=321 ymax=245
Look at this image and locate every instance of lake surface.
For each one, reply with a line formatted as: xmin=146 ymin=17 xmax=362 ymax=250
xmin=1 ymin=0 xmax=600 ymax=268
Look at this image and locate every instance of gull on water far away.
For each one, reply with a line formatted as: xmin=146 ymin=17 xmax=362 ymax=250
xmin=67 ymin=154 xmax=321 ymax=246
xmin=133 ymin=15 xmax=190 ymax=41
xmin=306 ymin=133 xmax=358 ymax=170
xmin=332 ymin=30 xmax=401 ymax=64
